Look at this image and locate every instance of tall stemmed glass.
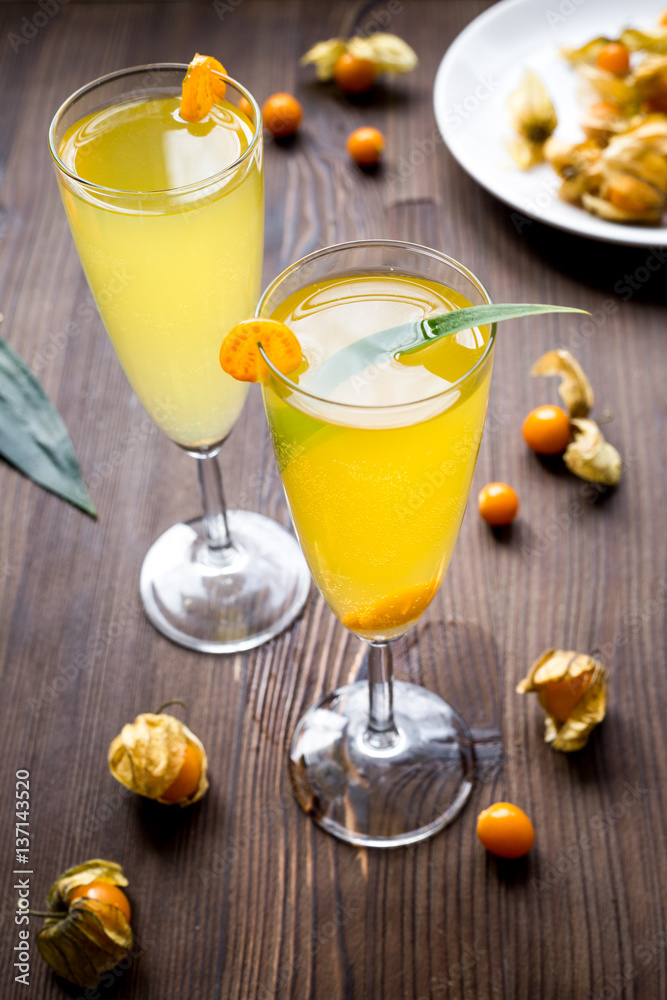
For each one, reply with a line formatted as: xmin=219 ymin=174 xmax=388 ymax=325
xmin=49 ymin=65 xmax=309 ymax=653
xmin=258 ymin=241 xmax=496 ymax=846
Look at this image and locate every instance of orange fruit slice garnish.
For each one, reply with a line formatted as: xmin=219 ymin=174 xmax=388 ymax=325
xmin=180 ymin=53 xmax=227 ymax=123
xmin=342 ymin=581 xmax=439 ymax=633
xmin=219 ymin=318 xmax=303 ymax=383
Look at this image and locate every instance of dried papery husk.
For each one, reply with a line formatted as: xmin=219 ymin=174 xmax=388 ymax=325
xmin=563 ymin=417 xmax=622 ymax=484
xmin=576 ymin=63 xmax=639 ymax=110
xmin=621 ymin=27 xmax=667 ymax=54
xmin=633 ymin=53 xmax=667 ymax=99
xmin=516 ymin=649 xmax=608 ymax=752
xmin=544 ymin=137 xmax=604 ymax=203
xmin=544 ymin=136 xmax=604 ymax=177
xmin=580 ymin=103 xmax=632 ymax=142
xmin=531 ymin=349 xmax=594 ymax=418
xmin=108 ymin=712 xmax=209 ymax=806
xmin=507 ymin=69 xmax=558 ymax=144
xmin=601 ymin=136 xmax=667 ymax=192
xmin=506 ymin=135 xmax=548 ymax=170
xmin=561 ymin=36 xmax=614 ymax=65
xmin=580 ymin=131 xmax=667 ymax=222
xmin=622 ymin=114 xmax=667 ymax=153
xmin=582 ymin=190 xmax=663 ymax=222
xmin=36 ymin=860 xmax=132 ymax=988
xmin=603 ymin=171 xmax=666 ymax=214
xmin=347 ymin=33 xmax=418 ymax=74
xmin=559 ymin=166 xmax=603 ymax=206
xmin=299 ymin=37 xmax=347 ymax=80
xmin=300 ymin=32 xmax=417 ymax=81
xmin=558 ymin=174 xmax=593 ymax=204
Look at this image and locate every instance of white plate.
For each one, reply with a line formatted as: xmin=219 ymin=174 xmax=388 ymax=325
xmin=434 ymin=0 xmax=667 ymax=246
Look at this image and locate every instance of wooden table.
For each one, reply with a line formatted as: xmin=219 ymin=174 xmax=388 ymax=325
xmin=1 ymin=2 xmax=666 ymax=997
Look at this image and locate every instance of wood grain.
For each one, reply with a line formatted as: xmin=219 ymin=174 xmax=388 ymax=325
xmin=1 ymin=3 xmax=666 ymax=999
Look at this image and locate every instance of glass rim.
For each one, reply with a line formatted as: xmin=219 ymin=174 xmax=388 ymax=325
xmin=256 ymin=239 xmax=497 ymax=413
xmin=48 ymin=62 xmax=262 ymax=198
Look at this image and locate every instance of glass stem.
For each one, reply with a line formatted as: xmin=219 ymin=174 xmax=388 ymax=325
xmin=365 ymin=641 xmax=400 ymax=750
xmin=195 ymin=449 xmax=233 ymax=555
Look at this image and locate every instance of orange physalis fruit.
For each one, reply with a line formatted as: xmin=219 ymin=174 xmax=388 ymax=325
xmin=539 ymin=671 xmax=594 ymax=724
xmin=180 ymin=53 xmax=227 ymax=123
xmin=346 ymin=126 xmax=385 ymax=167
xmin=342 ymin=581 xmax=439 ymax=633
xmin=69 ymin=881 xmax=132 ymax=923
xmin=219 ymin=318 xmax=303 ymax=383
xmin=262 ymin=93 xmax=302 ymax=138
xmin=160 ymin=742 xmax=202 ymax=802
xmin=334 ymin=53 xmax=377 ymax=94
xmin=477 ymin=802 xmax=535 ymax=859
xmin=478 ymin=482 xmax=519 ymax=526
xmin=238 ymin=95 xmax=254 ymax=120
xmin=522 ymin=405 xmax=571 ymax=455
xmin=595 ymin=42 xmax=630 ymax=77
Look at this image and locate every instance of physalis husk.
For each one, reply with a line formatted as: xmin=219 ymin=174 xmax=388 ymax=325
xmin=517 ymin=649 xmax=608 ymax=751
xmin=531 ymin=349 xmax=622 ymax=485
xmin=37 ymin=860 xmax=132 ymax=988
xmin=108 ymin=711 xmax=209 ymax=806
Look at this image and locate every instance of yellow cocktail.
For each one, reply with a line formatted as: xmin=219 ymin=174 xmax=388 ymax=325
xmin=49 ymin=65 xmax=309 ymax=652
xmin=57 ymin=93 xmax=261 ymax=449
xmin=264 ymin=273 xmax=491 ymax=642
xmin=258 ymin=241 xmax=496 ymax=846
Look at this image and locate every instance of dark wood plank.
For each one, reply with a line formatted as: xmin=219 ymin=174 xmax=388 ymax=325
xmin=1 ymin=2 xmax=666 ymax=999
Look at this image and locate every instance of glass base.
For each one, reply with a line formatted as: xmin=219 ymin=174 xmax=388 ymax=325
xmin=139 ymin=510 xmax=311 ymax=654
xmin=289 ymin=680 xmax=474 ymax=847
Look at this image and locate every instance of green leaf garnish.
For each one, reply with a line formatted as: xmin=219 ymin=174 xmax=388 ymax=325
xmin=301 ymin=303 xmax=589 ymax=396
xmin=397 ymin=303 xmax=589 ymax=357
xmin=0 ymin=337 xmax=96 ymax=516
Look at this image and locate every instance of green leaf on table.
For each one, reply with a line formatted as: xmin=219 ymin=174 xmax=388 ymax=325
xmin=0 ymin=337 xmax=96 ymax=516
xmin=301 ymin=303 xmax=589 ymax=396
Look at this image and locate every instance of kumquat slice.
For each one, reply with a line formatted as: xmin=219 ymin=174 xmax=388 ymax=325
xmin=180 ymin=53 xmax=227 ymax=123
xmin=219 ymin=318 xmax=303 ymax=383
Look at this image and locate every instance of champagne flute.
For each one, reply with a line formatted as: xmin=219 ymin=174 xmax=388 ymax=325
xmin=49 ymin=64 xmax=309 ymax=653
xmin=257 ymin=240 xmax=496 ymax=846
